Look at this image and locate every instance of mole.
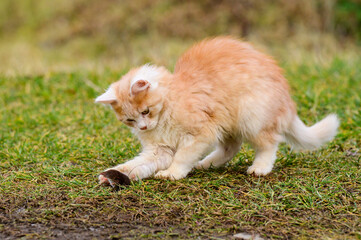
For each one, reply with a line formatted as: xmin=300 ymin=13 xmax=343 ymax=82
xmin=100 ymin=169 xmax=131 ymax=189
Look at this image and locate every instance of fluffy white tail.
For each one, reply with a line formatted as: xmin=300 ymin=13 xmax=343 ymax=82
xmin=285 ymin=114 xmax=339 ymax=150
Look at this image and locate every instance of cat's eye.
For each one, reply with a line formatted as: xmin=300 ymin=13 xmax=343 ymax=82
xmin=141 ymin=108 xmax=150 ymax=115
xmin=126 ymin=119 xmax=135 ymax=122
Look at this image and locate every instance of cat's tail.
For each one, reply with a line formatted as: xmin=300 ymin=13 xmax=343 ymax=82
xmin=285 ymin=114 xmax=339 ymax=150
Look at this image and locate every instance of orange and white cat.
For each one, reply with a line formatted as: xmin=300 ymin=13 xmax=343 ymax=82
xmin=95 ymin=36 xmax=339 ymax=183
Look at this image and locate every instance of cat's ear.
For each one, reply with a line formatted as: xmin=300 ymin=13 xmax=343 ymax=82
xmin=95 ymin=87 xmax=117 ymax=104
xmin=131 ymin=80 xmax=150 ymax=96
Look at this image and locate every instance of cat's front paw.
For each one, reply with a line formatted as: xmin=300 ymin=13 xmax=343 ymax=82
xmin=112 ymin=165 xmax=131 ymax=175
xmin=247 ymin=163 xmax=273 ymax=176
xmin=127 ymin=166 xmax=150 ymax=180
xmin=155 ymin=169 xmax=187 ymax=180
xmin=195 ymin=160 xmax=211 ymax=170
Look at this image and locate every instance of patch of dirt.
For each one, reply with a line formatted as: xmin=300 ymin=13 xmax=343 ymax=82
xmin=0 ymin=201 xmax=236 ymax=239
xmin=0 ymin=218 xmax=181 ymax=239
xmin=0 ymin=211 xmax=192 ymax=239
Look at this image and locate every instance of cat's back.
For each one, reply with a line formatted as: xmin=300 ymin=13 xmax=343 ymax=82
xmin=169 ymin=36 xmax=286 ymax=99
xmin=166 ymin=37 xmax=292 ymax=132
xmin=173 ymin=36 xmax=278 ymax=79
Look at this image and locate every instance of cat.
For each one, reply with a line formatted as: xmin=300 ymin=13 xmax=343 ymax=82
xmin=95 ymin=36 xmax=339 ymax=183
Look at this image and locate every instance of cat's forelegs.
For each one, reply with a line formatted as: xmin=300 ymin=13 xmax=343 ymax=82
xmin=155 ymin=138 xmax=210 ymax=180
xmin=99 ymin=145 xmax=173 ymax=183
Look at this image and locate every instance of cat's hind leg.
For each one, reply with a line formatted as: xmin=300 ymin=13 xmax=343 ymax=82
xmin=247 ymin=136 xmax=279 ymax=176
xmin=196 ymin=138 xmax=241 ymax=169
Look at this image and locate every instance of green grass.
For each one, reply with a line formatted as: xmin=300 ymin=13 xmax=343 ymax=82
xmin=0 ymin=56 xmax=360 ymax=239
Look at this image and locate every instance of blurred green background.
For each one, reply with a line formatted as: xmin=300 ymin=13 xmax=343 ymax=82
xmin=1 ymin=0 xmax=360 ymax=75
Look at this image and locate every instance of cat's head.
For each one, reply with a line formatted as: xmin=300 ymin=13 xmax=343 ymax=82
xmin=95 ymin=64 xmax=171 ymax=132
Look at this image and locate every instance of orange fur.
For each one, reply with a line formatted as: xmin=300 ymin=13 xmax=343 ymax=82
xmin=96 ymin=36 xmax=339 ymax=181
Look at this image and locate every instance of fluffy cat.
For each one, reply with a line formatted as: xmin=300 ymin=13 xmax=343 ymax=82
xmin=95 ymin=36 xmax=339 ymax=183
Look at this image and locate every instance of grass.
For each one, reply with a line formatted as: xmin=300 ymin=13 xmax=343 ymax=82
xmin=0 ymin=52 xmax=360 ymax=239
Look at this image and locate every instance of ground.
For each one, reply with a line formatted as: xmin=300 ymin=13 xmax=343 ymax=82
xmin=0 ymin=55 xmax=360 ymax=239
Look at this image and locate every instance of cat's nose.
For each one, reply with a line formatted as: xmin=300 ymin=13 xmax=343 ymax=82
xmin=140 ymin=126 xmax=147 ymax=130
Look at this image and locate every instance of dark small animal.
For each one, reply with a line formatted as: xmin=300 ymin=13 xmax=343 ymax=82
xmin=100 ymin=169 xmax=131 ymax=189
